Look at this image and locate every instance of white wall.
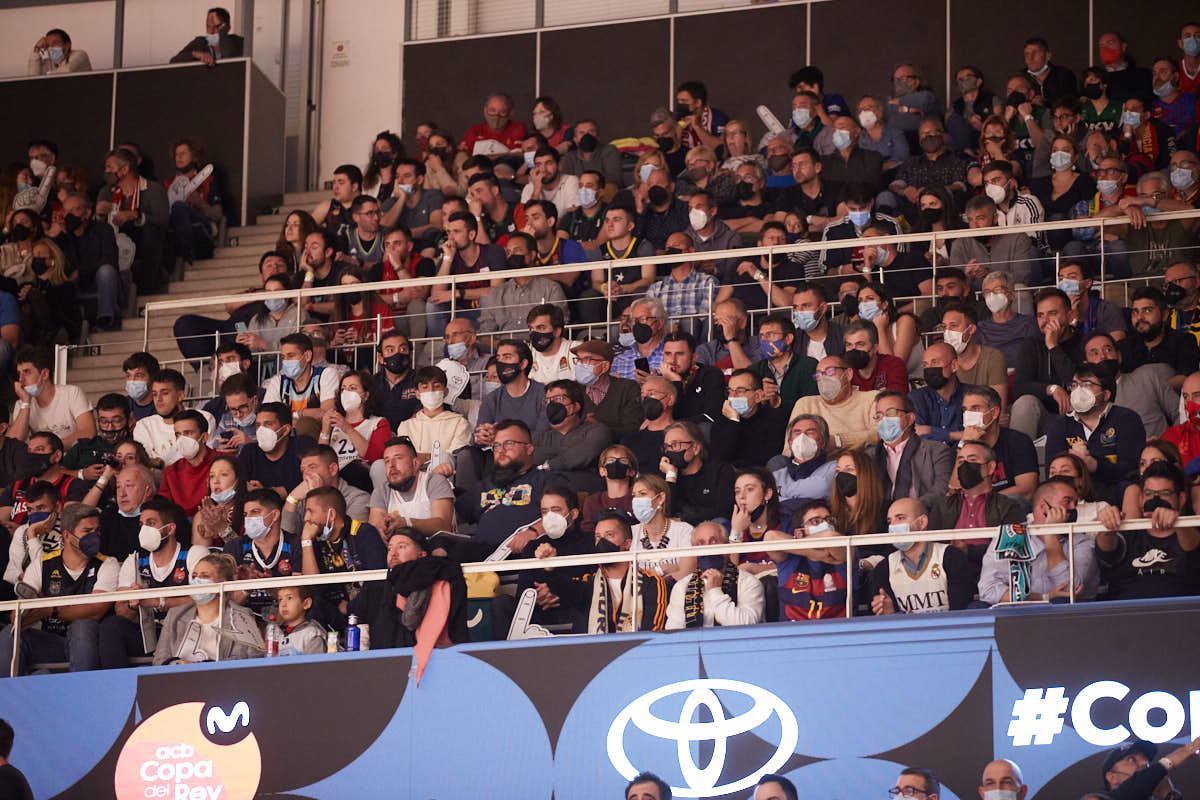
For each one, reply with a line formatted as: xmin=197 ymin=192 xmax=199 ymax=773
xmin=317 ymin=0 xmax=403 ymax=185
xmin=0 ymin=1 xmax=117 ymax=79
xmin=122 ymin=0 xmax=246 ymax=68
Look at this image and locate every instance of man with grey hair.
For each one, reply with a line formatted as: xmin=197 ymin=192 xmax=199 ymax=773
xmin=664 ymin=521 xmax=764 ymax=629
xmin=96 ymin=463 xmax=159 ymax=560
xmin=0 ymin=502 xmax=116 ymax=674
xmin=461 ymin=91 xmax=526 ymax=156
xmin=976 ymin=270 xmax=1038 ymax=367
xmin=1119 ymin=171 xmax=1194 ymax=277
xmin=612 ymin=296 xmax=668 ymax=380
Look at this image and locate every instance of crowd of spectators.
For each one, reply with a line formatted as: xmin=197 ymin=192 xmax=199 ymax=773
xmin=2 ymin=13 xmax=1200 ymax=675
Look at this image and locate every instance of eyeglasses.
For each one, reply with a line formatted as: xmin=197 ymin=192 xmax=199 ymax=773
xmin=728 ymin=387 xmax=757 ymax=397
xmin=1068 ymin=380 xmax=1102 ymax=392
xmin=888 ymin=788 xmax=929 ymax=798
xmin=356 ymin=209 xmax=381 ymax=217
xmin=803 ymin=515 xmax=832 ymax=527
xmin=493 ymin=440 xmax=531 ymax=452
xmin=664 ymin=441 xmax=694 ymax=452
xmin=814 ymin=367 xmax=845 ymax=378
xmin=872 ymin=408 xmax=906 ymax=420
xmin=1142 ymin=488 xmax=1176 ymax=500
xmin=545 ymin=394 xmax=571 ymax=405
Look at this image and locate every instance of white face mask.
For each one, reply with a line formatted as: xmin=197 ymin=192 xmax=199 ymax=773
xmin=138 ymin=524 xmax=164 ymax=552
xmin=340 ymin=390 xmax=362 ymax=413
xmin=175 ymin=435 xmax=201 ymax=460
xmin=791 ymin=433 xmax=819 ymax=462
xmin=216 ymin=361 xmax=241 ymax=383
xmin=541 ymin=511 xmax=569 ymax=538
xmin=1070 ymin=385 xmax=1098 ymax=414
xmin=984 ymin=790 xmax=1018 ymax=800
xmin=984 ymin=183 xmax=1007 ymax=205
xmin=256 ymin=426 xmax=279 ymax=451
xmin=816 ymin=375 xmax=844 ymax=401
xmin=963 ymin=410 xmax=988 ymax=429
xmin=688 ymin=208 xmax=709 ymax=231
xmin=419 ymin=390 xmax=445 ymax=411
xmin=985 ymin=292 xmax=1009 ymax=313
xmin=858 ymin=110 xmax=878 ymax=129
xmin=943 ymin=329 xmax=969 ymax=354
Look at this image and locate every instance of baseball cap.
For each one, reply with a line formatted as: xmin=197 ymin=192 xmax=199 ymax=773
xmin=572 ymin=339 xmax=614 ymax=362
xmin=1101 ymin=739 xmax=1157 ymax=782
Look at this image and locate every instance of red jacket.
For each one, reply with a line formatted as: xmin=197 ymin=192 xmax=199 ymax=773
xmin=850 ymin=353 xmax=909 ymax=394
xmin=159 ymin=449 xmax=218 ymax=517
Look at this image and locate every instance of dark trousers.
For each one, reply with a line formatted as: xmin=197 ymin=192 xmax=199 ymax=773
xmin=99 ymin=613 xmax=150 ymax=669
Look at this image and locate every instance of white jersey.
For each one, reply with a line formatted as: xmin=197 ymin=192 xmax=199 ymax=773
xmin=386 ymin=469 xmax=435 ymax=520
xmin=887 ymin=542 xmax=952 ymax=614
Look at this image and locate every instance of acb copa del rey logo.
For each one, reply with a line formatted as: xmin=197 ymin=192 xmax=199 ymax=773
xmin=114 ymin=701 xmax=261 ymax=800
xmin=607 ymin=679 xmax=799 ymax=798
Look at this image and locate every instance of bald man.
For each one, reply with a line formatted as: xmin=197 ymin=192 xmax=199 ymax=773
xmin=1162 ymin=371 xmax=1200 ymax=463
xmin=788 ymin=355 xmax=880 ymax=449
xmin=870 ymin=498 xmax=973 ymax=615
xmin=911 ymin=341 xmax=966 ymax=443
xmin=979 ymin=759 xmax=1026 ymax=800
xmin=618 ymin=375 xmax=679 ymax=477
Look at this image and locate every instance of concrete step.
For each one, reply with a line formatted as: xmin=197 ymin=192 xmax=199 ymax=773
xmin=225 ymin=231 xmax=278 ymax=248
xmin=228 ymin=221 xmax=283 ymax=237
xmin=283 ymin=190 xmax=330 ymax=206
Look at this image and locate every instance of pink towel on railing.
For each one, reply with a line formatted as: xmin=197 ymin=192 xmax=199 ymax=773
xmin=396 ymin=580 xmax=453 ymax=687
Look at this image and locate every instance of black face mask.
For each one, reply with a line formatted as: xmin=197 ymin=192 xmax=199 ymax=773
xmin=63 ymin=213 xmax=84 ymax=231
xmin=372 ymin=152 xmax=394 ymax=169
xmin=767 ymin=154 xmax=791 ymax=172
xmin=429 ymin=147 xmax=450 ymax=159
xmin=835 ymin=470 xmax=858 ymax=498
xmin=923 ymin=367 xmax=949 ymax=391
xmin=663 ymin=449 xmax=690 ymax=471
xmin=23 ymin=452 xmax=52 ymax=480
xmin=642 ymin=397 xmax=664 ymax=421
xmin=656 ymin=136 xmax=676 ymax=152
xmin=1098 ymin=358 xmax=1121 ymax=377
xmin=734 ymin=182 xmax=756 ymax=201
xmin=1143 ymin=497 xmax=1174 ymax=515
xmin=1064 ymin=507 xmax=1079 ymax=523
xmin=604 ymin=460 xmax=629 ymax=480
xmin=663 ymin=247 xmax=683 ymax=256
xmin=578 ymin=133 xmax=598 ymax=153
xmin=921 ymin=207 xmax=943 ymax=225
xmin=383 ymin=352 xmax=411 ymax=375
xmin=957 ymin=461 xmax=985 ymax=490
xmin=674 ymin=105 xmax=690 ymax=119
xmin=1164 ymin=282 xmax=1189 ymax=306
xmin=839 ymin=295 xmax=859 ymax=318
xmin=647 ymin=185 xmax=670 ymax=207
xmin=388 ymin=476 xmax=415 ymax=493
xmin=845 ymin=349 xmax=871 ymax=370
xmin=506 ymin=254 xmax=526 ymax=269
xmin=632 ymin=322 xmax=654 ymax=344
xmin=529 ymin=330 xmax=555 ymax=352
xmin=546 ymin=401 xmax=569 ymax=425
xmin=497 ymin=362 xmax=522 ymax=384
xmin=8 ymin=224 xmax=31 ymax=243
xmin=749 ymin=502 xmax=767 ymax=520
xmin=30 ymin=257 xmax=49 ymax=277
xmin=594 ymin=536 xmax=622 ymax=554
xmin=1006 ymin=90 xmax=1027 ymax=107
xmin=1081 ymin=83 xmax=1102 ymax=100
xmin=343 ymin=291 xmax=363 ymax=305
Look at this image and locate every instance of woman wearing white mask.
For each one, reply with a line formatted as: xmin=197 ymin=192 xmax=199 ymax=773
xmin=628 ymin=474 xmax=694 ymax=583
xmin=322 ymin=370 xmax=392 ymax=492
xmin=153 ymin=553 xmax=264 ymax=665
xmin=192 ymin=455 xmax=247 ymax=548
xmin=243 ymin=275 xmax=304 ymax=354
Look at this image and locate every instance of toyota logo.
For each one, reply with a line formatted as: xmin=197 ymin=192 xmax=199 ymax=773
xmin=606 ymin=678 xmax=799 ymax=797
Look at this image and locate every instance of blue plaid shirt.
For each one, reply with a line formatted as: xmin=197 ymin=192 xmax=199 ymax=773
xmin=645 ymin=269 xmax=719 ymax=321
xmin=612 ymin=340 xmax=665 ymax=379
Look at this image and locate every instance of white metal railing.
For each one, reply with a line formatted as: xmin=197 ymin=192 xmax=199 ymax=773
xmin=0 ymin=515 xmax=1174 ymax=676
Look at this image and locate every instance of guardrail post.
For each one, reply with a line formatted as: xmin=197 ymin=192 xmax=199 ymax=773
xmin=631 ymin=550 xmax=640 ymax=632
xmin=844 ymin=540 xmax=853 ymax=618
xmin=10 ymin=601 xmax=20 ymax=678
xmin=53 ymin=344 xmax=68 ymax=386
xmin=1068 ymin=526 xmax=1076 ymax=604
xmin=216 ymin=584 xmax=225 ymax=662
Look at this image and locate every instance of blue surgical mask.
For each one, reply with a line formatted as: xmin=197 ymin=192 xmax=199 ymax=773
xmin=483 ymin=380 xmax=502 ymax=395
xmin=211 ymin=487 xmax=237 ymax=504
xmin=1153 ymin=81 xmax=1174 ymax=98
xmin=190 ymin=576 xmax=217 ymax=605
xmin=126 ymin=380 xmax=149 ymax=401
xmin=889 ymin=523 xmax=915 ymax=551
xmin=848 ymin=209 xmax=871 ymax=227
xmin=760 ymin=338 xmax=787 ymax=359
xmin=16 ymin=181 xmax=31 ymax=194
xmin=1121 ymin=110 xmax=1142 ymax=128
xmin=631 ymin=496 xmax=657 ymax=523
xmin=1172 ymin=168 xmax=1196 ymax=191
xmin=1057 ymin=278 xmax=1080 ymax=296
xmin=1185 ymin=36 xmax=1200 ymax=57
xmin=858 ymin=300 xmax=881 ymax=321
xmin=1097 ymin=179 xmax=1119 ymax=195
xmin=831 ymin=129 xmax=852 ymax=150
xmin=577 ymin=187 xmax=597 ymax=208
xmin=792 ymin=310 xmax=818 ymax=331
xmin=878 ymin=415 xmax=905 ymax=443
xmin=281 ymin=359 xmax=303 ymax=379
xmin=397 ymin=183 xmax=415 ymax=195
xmin=729 ymin=396 xmax=751 ymax=417
xmin=117 ymin=505 xmax=142 ymax=518
xmin=264 ymin=297 xmax=287 ymax=313
xmin=618 ymin=331 xmax=637 ymax=348
xmin=639 ymin=164 xmax=655 ymax=184
xmin=1049 ymin=151 xmax=1073 ymax=171
xmin=446 ymin=340 xmax=468 ymax=360
xmin=523 ymin=151 xmax=536 ymax=169
xmin=47 ymin=47 xmax=64 ymax=63
xmin=792 ymin=108 xmax=811 ymax=128
xmin=574 ymin=363 xmax=598 ymax=385
xmin=244 ymin=514 xmax=270 ymax=540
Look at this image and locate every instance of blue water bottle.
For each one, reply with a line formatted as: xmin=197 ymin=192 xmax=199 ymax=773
xmin=345 ymin=614 xmax=361 ymax=651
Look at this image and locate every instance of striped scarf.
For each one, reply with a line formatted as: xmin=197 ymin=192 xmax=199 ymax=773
xmin=590 ymin=568 xmax=640 ymax=633
xmin=682 ymin=561 xmax=739 ymax=629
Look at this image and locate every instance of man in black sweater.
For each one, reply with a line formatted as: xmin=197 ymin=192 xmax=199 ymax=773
xmin=1010 ymin=287 xmax=1084 ymax=442
xmin=660 ymin=331 xmax=726 ymax=424
xmin=56 ymin=193 xmax=121 ymax=329
xmin=710 ymin=369 xmax=787 ymax=469
xmin=661 ymin=421 xmax=735 ymax=526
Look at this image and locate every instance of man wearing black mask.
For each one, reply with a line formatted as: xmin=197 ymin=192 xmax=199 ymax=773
xmin=649 ymin=107 xmax=686 ymax=176
xmin=620 ymin=376 xmax=677 ymax=477
xmin=1121 ymin=286 xmax=1199 ymax=390
xmin=63 ymin=393 xmax=129 ymax=480
xmin=0 ymin=402 xmax=28 ymax=490
xmin=660 ymin=421 xmax=735 ymax=526
xmin=372 ymin=330 xmax=418 ymax=429
xmin=532 ymin=380 xmax=611 ymax=493
xmin=54 ymin=192 xmax=121 ymax=330
xmin=0 ymin=432 xmax=90 ymax=532
xmin=635 ymin=167 xmax=689 ymax=252
xmin=478 ymin=234 xmax=566 ymax=335
xmin=560 ymin=119 xmax=621 ymax=186
xmin=927 ymin=441 xmax=1023 ymax=577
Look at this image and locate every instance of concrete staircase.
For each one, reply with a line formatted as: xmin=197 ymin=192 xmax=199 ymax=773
xmin=63 ymin=190 xmax=330 ymax=401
